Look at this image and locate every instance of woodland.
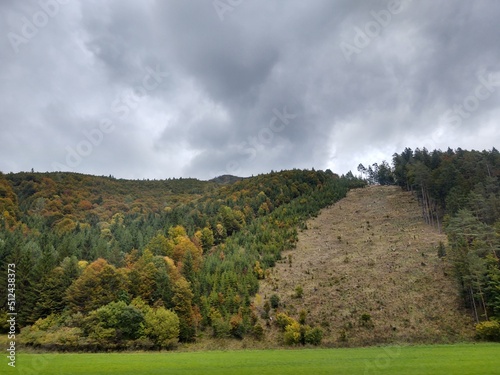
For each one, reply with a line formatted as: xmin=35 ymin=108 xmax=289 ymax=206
xmin=0 ymin=168 xmax=363 ymax=349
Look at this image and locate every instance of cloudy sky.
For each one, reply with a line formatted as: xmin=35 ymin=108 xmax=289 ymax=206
xmin=1 ymin=0 xmax=499 ymax=180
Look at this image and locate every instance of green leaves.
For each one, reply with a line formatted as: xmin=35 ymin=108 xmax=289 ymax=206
xmin=85 ymin=301 xmax=144 ymax=342
xmin=142 ymin=306 xmax=180 ymax=348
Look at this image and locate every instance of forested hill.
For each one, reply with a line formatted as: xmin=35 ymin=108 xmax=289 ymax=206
xmin=0 ymin=168 xmax=364 ymax=350
xmin=0 ymin=172 xmax=219 ymax=227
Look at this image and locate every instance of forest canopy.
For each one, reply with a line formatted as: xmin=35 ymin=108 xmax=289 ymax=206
xmin=0 ymin=169 xmax=365 ymax=349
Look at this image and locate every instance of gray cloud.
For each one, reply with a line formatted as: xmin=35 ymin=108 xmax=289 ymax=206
xmin=1 ymin=0 xmax=499 ymax=180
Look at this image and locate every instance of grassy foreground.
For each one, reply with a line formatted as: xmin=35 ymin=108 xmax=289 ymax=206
xmin=6 ymin=344 xmax=500 ymax=375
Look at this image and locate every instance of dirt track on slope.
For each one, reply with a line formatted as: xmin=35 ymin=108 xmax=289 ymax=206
xmin=258 ymin=185 xmax=475 ymax=346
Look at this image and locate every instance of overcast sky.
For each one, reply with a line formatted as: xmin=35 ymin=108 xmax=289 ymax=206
xmin=1 ymin=0 xmax=499 ymax=180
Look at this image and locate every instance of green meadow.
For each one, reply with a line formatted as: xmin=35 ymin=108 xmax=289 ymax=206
xmin=6 ymin=343 xmax=500 ymax=375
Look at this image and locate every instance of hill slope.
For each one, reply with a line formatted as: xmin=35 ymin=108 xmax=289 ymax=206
xmin=258 ymin=185 xmax=475 ymax=346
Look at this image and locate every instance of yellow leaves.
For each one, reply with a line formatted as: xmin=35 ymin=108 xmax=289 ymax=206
xmin=258 ymin=202 xmax=270 ymax=215
xmin=112 ymin=213 xmax=124 ymax=225
xmin=173 ymin=236 xmax=202 ymax=270
xmin=254 ymin=293 xmax=263 ymax=308
xmin=100 ymin=228 xmax=113 ymax=241
xmin=164 ymin=256 xmax=176 ymax=269
xmin=168 ymin=225 xmax=187 ymax=243
xmin=254 ymin=261 xmax=264 ymax=279
xmin=215 ymin=223 xmax=227 ymax=241
xmin=0 ymin=179 xmax=17 ymax=203
xmin=275 ymin=313 xmax=296 ymax=331
xmin=2 ymin=210 xmax=17 ymax=230
xmin=66 ymin=258 xmax=127 ymax=313
xmin=195 ymin=227 xmax=214 ymax=248
xmin=284 ymin=320 xmax=301 ymax=345
xmin=54 ymin=217 xmax=77 ymax=236
xmin=162 ymin=225 xmax=204 ymax=269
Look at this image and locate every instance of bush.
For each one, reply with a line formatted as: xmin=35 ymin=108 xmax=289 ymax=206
xmin=299 ymin=309 xmax=307 ymax=325
xmin=270 ymin=294 xmax=280 ymax=309
xmin=229 ymin=314 xmax=245 ymax=339
xmin=252 ymin=323 xmax=264 ymax=340
xmin=360 ymin=313 xmax=373 ymax=328
xmin=85 ymin=301 xmax=145 ymax=342
xmin=304 ymin=327 xmax=323 ymax=346
xmin=437 ymin=241 xmax=446 ymax=258
xmin=294 ymin=285 xmax=304 ymax=298
xmin=212 ymin=317 xmax=231 ymax=339
xmin=275 ymin=313 xmax=295 ymax=331
xmin=476 ymin=319 xmax=500 ymax=341
xmin=284 ymin=321 xmax=301 ymax=345
xmin=261 ymin=301 xmax=271 ymax=319
xmin=143 ymin=307 xmax=180 ymax=349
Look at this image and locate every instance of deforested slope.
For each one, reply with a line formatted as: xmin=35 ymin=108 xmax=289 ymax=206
xmin=258 ymin=185 xmax=475 ymax=346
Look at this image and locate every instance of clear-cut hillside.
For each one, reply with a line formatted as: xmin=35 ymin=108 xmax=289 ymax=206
xmin=258 ymin=185 xmax=475 ymax=346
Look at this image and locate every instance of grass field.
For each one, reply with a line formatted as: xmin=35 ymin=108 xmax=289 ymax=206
xmin=6 ymin=344 xmax=500 ymax=375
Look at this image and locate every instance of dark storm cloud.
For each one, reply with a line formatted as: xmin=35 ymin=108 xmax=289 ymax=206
xmin=1 ymin=0 xmax=499 ymax=179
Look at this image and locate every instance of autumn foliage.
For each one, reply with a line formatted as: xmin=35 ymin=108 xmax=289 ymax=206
xmin=0 ymin=169 xmax=361 ymax=350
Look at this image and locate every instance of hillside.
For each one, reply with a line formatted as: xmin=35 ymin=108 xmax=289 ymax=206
xmin=1 ymin=169 xmax=367 ymax=350
xmin=1 ymin=172 xmax=218 ymax=225
xmin=257 ymin=185 xmax=475 ymax=346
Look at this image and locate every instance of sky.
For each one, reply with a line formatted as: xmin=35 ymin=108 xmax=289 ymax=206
xmin=1 ymin=0 xmax=500 ymax=180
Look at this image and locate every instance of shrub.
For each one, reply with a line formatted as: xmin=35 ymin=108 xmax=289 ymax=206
xmin=437 ymin=241 xmax=446 ymax=258
xmin=85 ymin=301 xmax=145 ymax=342
xmin=299 ymin=309 xmax=307 ymax=325
xmin=270 ymin=294 xmax=280 ymax=309
xmin=252 ymin=323 xmax=264 ymax=340
xmin=261 ymin=300 xmax=271 ymax=320
xmin=275 ymin=313 xmax=295 ymax=331
xmin=360 ymin=313 xmax=373 ymax=327
xmin=229 ymin=314 xmax=245 ymax=339
xmin=304 ymin=326 xmax=323 ymax=346
xmin=143 ymin=307 xmax=180 ymax=349
xmin=294 ymin=285 xmax=304 ymax=298
xmin=212 ymin=317 xmax=231 ymax=339
xmin=476 ymin=320 xmax=500 ymax=342
xmin=284 ymin=321 xmax=301 ymax=345
xmin=45 ymin=327 xmax=82 ymax=348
